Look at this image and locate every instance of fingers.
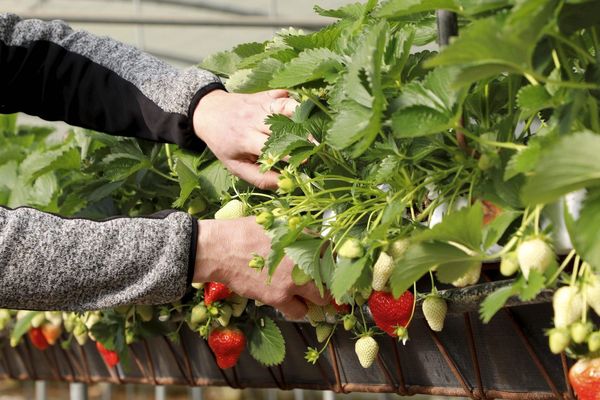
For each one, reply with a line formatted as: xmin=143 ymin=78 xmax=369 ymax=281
xmin=269 ymin=97 xmax=300 ymax=117
xmin=230 ymin=160 xmax=280 ymax=190
xmin=277 ymin=296 xmax=309 ymax=320
xmin=295 ymin=282 xmax=330 ymax=306
xmin=244 ymin=130 xmax=269 ymax=156
xmin=261 ymin=89 xmax=289 ymax=99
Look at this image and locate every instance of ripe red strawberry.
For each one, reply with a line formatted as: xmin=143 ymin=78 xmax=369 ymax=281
xmin=96 ymin=342 xmax=120 ymax=368
xmin=208 ymin=327 xmax=246 ymax=369
xmin=41 ymin=323 xmax=62 ymax=345
xmin=481 ymin=200 xmax=502 ymax=225
xmin=204 ymin=282 xmax=232 ymax=305
xmin=368 ymin=290 xmax=414 ymax=337
xmin=331 ymin=300 xmax=350 ymax=315
xmin=569 ymin=358 xmax=600 ymax=400
xmin=28 ymin=327 xmax=50 ymax=351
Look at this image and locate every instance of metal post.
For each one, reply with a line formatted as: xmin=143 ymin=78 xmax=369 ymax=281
xmin=35 ymin=381 xmax=47 ymax=400
xmin=70 ymin=383 xmax=88 ymax=400
xmin=322 ymin=391 xmax=335 ymax=400
xmin=436 ymin=10 xmax=458 ymax=47
xmin=100 ymin=382 xmax=112 ymax=400
xmin=266 ymin=388 xmax=278 ymax=400
xmin=155 ymin=385 xmax=167 ymax=400
xmin=292 ymin=389 xmax=304 ymax=400
xmin=190 ymin=387 xmax=203 ymax=400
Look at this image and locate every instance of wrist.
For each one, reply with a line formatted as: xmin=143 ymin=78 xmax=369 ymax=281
xmin=194 ymin=219 xmax=220 ymax=283
xmin=192 ymin=89 xmax=229 ymax=142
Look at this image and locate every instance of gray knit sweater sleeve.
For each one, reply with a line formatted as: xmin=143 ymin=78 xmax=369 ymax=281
xmin=0 ymin=13 xmax=225 ymax=151
xmin=0 ymin=14 xmax=220 ymax=311
xmin=0 ymin=207 xmax=197 ymax=311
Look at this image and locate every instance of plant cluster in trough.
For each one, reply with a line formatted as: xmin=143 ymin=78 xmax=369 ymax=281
xmin=1 ymin=0 xmax=600 ymax=396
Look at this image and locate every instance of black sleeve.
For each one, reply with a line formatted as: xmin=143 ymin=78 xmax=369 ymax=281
xmin=0 ymin=13 xmax=225 ymax=152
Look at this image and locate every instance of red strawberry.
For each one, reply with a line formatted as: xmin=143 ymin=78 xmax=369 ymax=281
xmin=569 ymin=358 xmax=600 ymax=400
xmin=96 ymin=342 xmax=120 ymax=368
xmin=28 ymin=327 xmax=50 ymax=351
xmin=368 ymin=290 xmax=414 ymax=337
xmin=332 ymin=300 xmax=350 ymax=315
xmin=208 ymin=327 xmax=246 ymax=369
xmin=204 ymin=282 xmax=232 ymax=305
xmin=41 ymin=323 xmax=62 ymax=345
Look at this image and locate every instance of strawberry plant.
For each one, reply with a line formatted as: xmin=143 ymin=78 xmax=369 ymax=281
xmin=2 ymin=0 xmax=600 ymax=393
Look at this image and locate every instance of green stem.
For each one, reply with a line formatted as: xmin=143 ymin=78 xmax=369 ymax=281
xmin=151 ymin=168 xmax=178 ymax=182
xmin=548 ymin=249 xmax=576 ymax=285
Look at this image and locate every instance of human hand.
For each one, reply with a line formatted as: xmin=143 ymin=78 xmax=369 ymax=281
xmin=193 ymin=89 xmax=299 ymax=190
xmin=193 ymin=216 xmax=329 ymax=319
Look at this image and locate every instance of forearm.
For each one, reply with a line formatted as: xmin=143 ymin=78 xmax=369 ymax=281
xmin=0 ymin=13 xmax=224 ymax=151
xmin=0 ymin=207 xmax=196 ymax=311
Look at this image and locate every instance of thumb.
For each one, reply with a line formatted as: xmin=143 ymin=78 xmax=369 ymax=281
xmin=233 ymin=161 xmax=280 ymax=190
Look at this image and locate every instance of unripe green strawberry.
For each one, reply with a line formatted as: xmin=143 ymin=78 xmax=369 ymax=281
xmin=288 ymin=216 xmax=302 ymax=230
xmin=372 ymin=251 xmax=394 ymax=291
xmin=477 ymin=153 xmax=494 ymax=171
xmin=0 ymin=309 xmax=11 ymax=330
xmin=10 ymin=337 xmax=20 ymax=347
xmin=292 ymin=265 xmax=312 ymax=286
xmin=451 ymin=262 xmax=481 ymax=288
xmin=584 ymin=274 xmax=600 ymax=317
xmin=158 ymin=307 xmax=171 ymax=322
xmin=255 ymin=211 xmax=274 ymax=228
xmin=31 ymin=312 xmax=46 ymax=328
xmin=306 ymin=303 xmax=326 ymax=327
xmin=191 ymin=304 xmax=208 ymax=325
xmin=84 ymin=312 xmax=101 ymax=330
xmin=570 ymin=321 xmax=593 ymax=344
xmin=187 ymin=197 xmax=207 ymax=215
xmin=73 ymin=322 xmax=87 ymax=337
xmin=588 ymin=331 xmax=600 ymax=352
xmin=500 ymin=252 xmax=519 ymax=277
xmin=215 ymin=200 xmax=246 ymax=220
xmin=355 ymin=336 xmax=379 ymax=369
xmin=423 ymin=295 xmax=447 ymax=332
xmin=217 ymin=304 xmax=233 ymax=327
xmin=191 ymin=282 xmax=204 ymax=290
xmin=277 ymin=177 xmax=295 ymax=194
xmin=229 ymin=294 xmax=249 ymax=317
xmin=553 ymin=286 xmax=583 ymax=328
xmin=125 ymin=328 xmax=136 ymax=345
xmin=136 ymin=305 xmax=153 ymax=322
xmin=517 ymin=237 xmax=555 ymax=280
xmin=62 ymin=313 xmax=75 ymax=333
xmin=316 ymin=323 xmax=333 ymax=343
xmin=343 ymin=314 xmax=357 ymax=331
xmin=388 ymin=239 xmax=409 ymax=260
xmin=549 ymin=328 xmax=570 ymax=354
xmin=248 ymin=254 xmax=265 ymax=270
xmin=337 ymin=238 xmax=364 ymax=259
xmin=198 ymin=325 xmax=209 ymax=338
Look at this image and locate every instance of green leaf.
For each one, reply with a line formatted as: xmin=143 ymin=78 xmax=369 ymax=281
xmin=480 ymin=285 xmax=515 ymax=323
xmin=376 ymin=0 xmax=459 ymax=18
xmin=327 ymin=101 xmax=379 ymax=149
xmin=483 ymin=209 xmax=521 ymax=249
xmin=415 ymin=202 xmax=484 ymax=250
xmin=390 ymin=242 xmax=480 ymax=296
xmin=504 ymin=140 xmax=542 ymax=180
xmin=226 ymin=58 xmax=283 ymax=93
xmin=197 ymin=160 xmax=230 ymax=202
xmin=427 ymin=1 xmax=558 ymax=86
xmin=0 ymin=114 xmax=18 ymax=136
xmin=248 ymin=317 xmax=286 ymax=366
xmin=436 ymin=260 xmax=481 ymax=284
xmin=517 ymin=271 xmax=546 ymax=301
xmin=173 ymin=153 xmax=199 ymax=208
xmin=391 ymin=67 xmax=463 ymax=137
xmin=284 ymin=239 xmax=324 ymax=293
xmin=270 ymin=48 xmax=344 ymax=88
xmin=200 ymin=51 xmax=241 ymax=76
xmin=314 ymin=3 xmax=366 ymax=19
xmin=11 ymin=311 xmax=41 ymax=343
xmin=331 ymin=256 xmax=368 ymax=301
xmin=522 ymin=131 xmax=600 ymax=205
xmin=517 ymin=85 xmax=554 ymax=118
xmin=566 ymin=187 xmax=600 ymax=269
xmin=284 ymin=23 xmax=346 ymax=51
